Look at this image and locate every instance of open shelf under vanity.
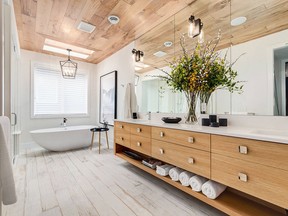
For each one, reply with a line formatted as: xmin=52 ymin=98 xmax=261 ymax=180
xmin=115 ymin=146 xmax=285 ymax=216
xmin=114 ymin=121 xmax=288 ymax=216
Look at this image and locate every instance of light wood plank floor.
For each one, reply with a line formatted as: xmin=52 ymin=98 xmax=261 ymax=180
xmin=3 ymin=147 xmax=226 ymax=216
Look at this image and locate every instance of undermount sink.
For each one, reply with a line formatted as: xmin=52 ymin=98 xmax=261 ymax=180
xmin=250 ymin=129 xmax=288 ymax=137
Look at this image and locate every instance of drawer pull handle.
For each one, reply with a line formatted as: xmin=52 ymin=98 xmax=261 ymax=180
xmin=159 ymin=148 xmax=164 ymax=154
xmin=119 ymin=125 xmax=123 ymax=129
xmin=160 ymin=131 xmax=165 ymax=137
xmin=120 ymin=137 xmax=124 ymax=141
xmin=238 ymin=173 xmax=248 ymax=182
xmin=137 ymin=142 xmax=141 ymax=147
xmin=188 ymin=157 xmax=194 ymax=164
xmin=136 ymin=128 xmax=141 ymax=133
xmin=238 ymin=146 xmax=248 ymax=154
xmin=188 ymin=137 xmax=194 ymax=143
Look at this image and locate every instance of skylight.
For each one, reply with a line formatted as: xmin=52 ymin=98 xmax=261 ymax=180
xmin=43 ymin=39 xmax=94 ymax=59
xmin=43 ymin=45 xmax=89 ymax=59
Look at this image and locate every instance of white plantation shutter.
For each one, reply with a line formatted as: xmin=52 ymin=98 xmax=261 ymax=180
xmin=33 ymin=63 xmax=88 ymax=117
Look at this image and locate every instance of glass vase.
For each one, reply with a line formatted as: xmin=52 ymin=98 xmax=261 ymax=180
xmin=185 ymin=91 xmax=198 ymax=124
xmin=200 ymin=92 xmax=212 ymax=114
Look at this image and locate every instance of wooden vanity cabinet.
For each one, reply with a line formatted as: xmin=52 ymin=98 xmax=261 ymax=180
xmin=114 ymin=121 xmax=287 ymax=216
xmin=211 ymin=135 xmax=288 ymax=209
xmin=151 ymin=126 xmax=211 ymax=178
xmin=152 ymin=139 xmax=210 ymax=178
xmin=211 ymin=135 xmax=288 ymax=171
xmin=212 ymin=154 xmax=288 ymax=209
xmin=114 ymin=121 xmax=131 ymax=148
xmin=152 ymin=126 xmax=210 ymax=151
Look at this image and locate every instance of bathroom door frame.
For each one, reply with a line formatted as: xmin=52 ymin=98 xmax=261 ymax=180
xmin=0 ymin=0 xmax=4 ymax=116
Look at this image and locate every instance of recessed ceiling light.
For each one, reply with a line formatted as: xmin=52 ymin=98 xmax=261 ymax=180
xmin=43 ymin=45 xmax=89 ymax=59
xmin=77 ymin=21 xmax=96 ymax=33
xmin=164 ymin=41 xmax=173 ymax=47
xmin=108 ymin=15 xmax=120 ymax=25
xmin=153 ymin=51 xmax=167 ymax=57
xmin=231 ymin=16 xmax=247 ymax=26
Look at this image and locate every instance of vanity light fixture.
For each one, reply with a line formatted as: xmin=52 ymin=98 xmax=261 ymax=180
xmin=60 ymin=49 xmax=78 ymax=79
xmin=132 ymin=49 xmax=144 ymax=62
xmin=188 ymin=15 xmax=203 ymax=39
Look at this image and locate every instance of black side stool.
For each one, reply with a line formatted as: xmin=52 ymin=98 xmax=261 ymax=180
xmin=90 ymin=127 xmax=109 ymax=154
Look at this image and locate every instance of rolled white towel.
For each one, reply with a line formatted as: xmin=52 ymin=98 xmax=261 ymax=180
xmin=156 ymin=164 xmax=174 ymax=176
xmin=189 ymin=175 xmax=208 ymax=192
xmin=179 ymin=171 xmax=195 ymax=186
xmin=169 ymin=167 xmax=184 ymax=181
xmin=202 ymin=180 xmax=227 ymax=199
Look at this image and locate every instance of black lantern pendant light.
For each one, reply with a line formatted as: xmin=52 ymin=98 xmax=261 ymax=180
xmin=60 ymin=49 xmax=77 ymax=79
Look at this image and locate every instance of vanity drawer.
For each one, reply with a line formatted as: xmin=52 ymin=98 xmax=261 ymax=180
xmin=130 ymin=124 xmax=151 ymax=138
xmin=114 ymin=121 xmax=131 ymax=135
xmin=211 ymin=154 xmax=288 ymax=209
xmin=151 ymin=127 xmax=210 ymax=151
xmin=211 ymin=135 xmax=288 ymax=171
xmin=114 ymin=122 xmax=131 ymax=148
xmin=130 ymin=135 xmax=151 ymax=155
xmin=152 ymin=140 xmax=210 ymax=178
xmin=115 ymin=133 xmax=130 ymax=148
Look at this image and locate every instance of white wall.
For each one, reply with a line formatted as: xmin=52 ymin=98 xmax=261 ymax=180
xmin=231 ymin=29 xmax=288 ymax=115
xmin=19 ymin=50 xmax=98 ymax=145
xmin=96 ymin=42 xmax=135 ymax=120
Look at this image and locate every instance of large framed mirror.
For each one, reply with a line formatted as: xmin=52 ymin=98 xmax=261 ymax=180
xmin=135 ymin=0 xmax=288 ymax=116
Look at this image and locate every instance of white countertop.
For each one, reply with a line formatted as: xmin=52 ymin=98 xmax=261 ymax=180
xmin=115 ymin=119 xmax=288 ymax=144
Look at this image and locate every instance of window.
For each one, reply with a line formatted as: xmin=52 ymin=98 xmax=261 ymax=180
xmin=32 ymin=62 xmax=89 ymax=118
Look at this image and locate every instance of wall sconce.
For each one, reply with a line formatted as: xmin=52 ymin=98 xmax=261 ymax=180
xmin=60 ymin=49 xmax=77 ymax=79
xmin=132 ymin=49 xmax=144 ymax=62
xmin=188 ymin=15 xmax=204 ymax=42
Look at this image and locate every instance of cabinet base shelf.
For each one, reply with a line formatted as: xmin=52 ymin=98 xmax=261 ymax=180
xmin=115 ymin=151 xmax=285 ymax=216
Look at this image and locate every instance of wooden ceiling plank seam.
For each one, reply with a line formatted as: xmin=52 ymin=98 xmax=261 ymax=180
xmin=20 ymin=0 xmax=36 ymax=17
xmin=13 ymin=0 xmax=24 ymax=31
xmin=46 ymin=0 xmax=70 ymax=38
xmin=35 ymin=0 xmax=54 ymax=35
xmin=75 ymin=0 xmax=125 ymax=44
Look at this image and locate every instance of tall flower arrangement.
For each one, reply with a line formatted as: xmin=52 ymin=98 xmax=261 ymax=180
xmin=158 ymin=33 xmax=243 ymax=123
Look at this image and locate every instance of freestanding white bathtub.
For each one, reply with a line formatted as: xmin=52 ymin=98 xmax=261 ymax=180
xmin=30 ymin=125 xmax=97 ymax=151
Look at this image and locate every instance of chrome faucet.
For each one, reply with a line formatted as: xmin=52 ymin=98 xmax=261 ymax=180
xmin=63 ymin=118 xmax=67 ymax=127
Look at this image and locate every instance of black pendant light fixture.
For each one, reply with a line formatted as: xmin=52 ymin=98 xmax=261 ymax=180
xmin=60 ymin=49 xmax=77 ymax=79
xmin=132 ymin=48 xmax=144 ymax=62
xmin=188 ymin=15 xmax=204 ymax=42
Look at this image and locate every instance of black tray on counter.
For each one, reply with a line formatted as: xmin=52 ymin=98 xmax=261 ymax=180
xmin=161 ymin=117 xmax=182 ymax=123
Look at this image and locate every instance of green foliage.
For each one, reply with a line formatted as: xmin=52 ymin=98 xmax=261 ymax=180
xmin=159 ymin=33 xmax=243 ymax=97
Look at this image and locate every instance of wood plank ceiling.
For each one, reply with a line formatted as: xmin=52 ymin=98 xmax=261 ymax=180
xmin=13 ymin=0 xmax=196 ymax=64
xmin=13 ymin=0 xmax=288 ymax=67
xmin=135 ymin=0 xmax=288 ymax=73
